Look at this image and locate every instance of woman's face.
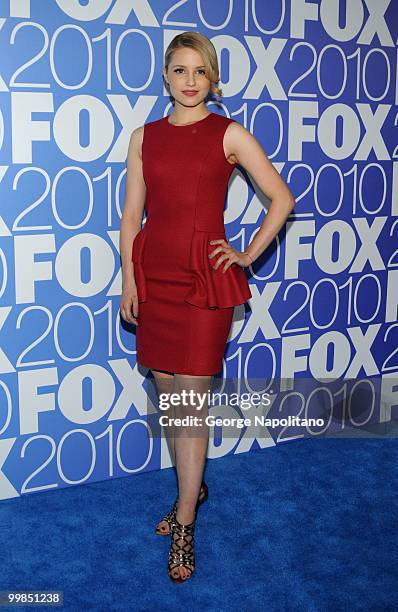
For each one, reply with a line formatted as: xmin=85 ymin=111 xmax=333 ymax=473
xmin=163 ymin=47 xmax=211 ymax=107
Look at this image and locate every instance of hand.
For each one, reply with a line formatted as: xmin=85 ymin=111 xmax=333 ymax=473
xmin=120 ymin=285 xmax=139 ymax=326
xmin=208 ymin=239 xmax=253 ymax=273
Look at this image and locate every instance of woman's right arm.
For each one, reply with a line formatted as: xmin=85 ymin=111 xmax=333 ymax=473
xmin=119 ymin=126 xmax=146 ymax=326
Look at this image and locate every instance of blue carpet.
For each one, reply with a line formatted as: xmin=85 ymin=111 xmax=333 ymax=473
xmin=0 ymin=438 xmax=396 ymax=611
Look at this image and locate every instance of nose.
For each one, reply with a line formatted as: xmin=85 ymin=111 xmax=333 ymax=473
xmin=185 ymin=71 xmax=196 ymax=86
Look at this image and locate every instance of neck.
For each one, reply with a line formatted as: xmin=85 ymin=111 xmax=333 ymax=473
xmin=168 ymin=103 xmax=209 ymax=125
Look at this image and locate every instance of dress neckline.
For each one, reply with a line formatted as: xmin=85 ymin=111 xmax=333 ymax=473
xmin=165 ymin=112 xmax=213 ymax=127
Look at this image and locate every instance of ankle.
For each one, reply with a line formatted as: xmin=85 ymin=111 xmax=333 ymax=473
xmin=176 ymin=507 xmax=195 ymax=525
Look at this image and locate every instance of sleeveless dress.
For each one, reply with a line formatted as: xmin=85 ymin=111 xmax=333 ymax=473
xmin=132 ymin=111 xmax=252 ymax=375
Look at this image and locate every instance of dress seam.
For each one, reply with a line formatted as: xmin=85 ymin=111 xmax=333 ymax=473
xmin=183 ymin=133 xmax=222 ymax=371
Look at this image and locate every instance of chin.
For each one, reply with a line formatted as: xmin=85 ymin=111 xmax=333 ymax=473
xmin=176 ymin=96 xmax=207 ymax=107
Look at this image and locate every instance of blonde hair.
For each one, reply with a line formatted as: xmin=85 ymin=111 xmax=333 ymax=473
xmin=164 ymin=31 xmax=223 ymax=102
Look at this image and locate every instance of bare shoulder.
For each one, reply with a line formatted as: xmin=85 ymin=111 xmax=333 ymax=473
xmin=223 ymin=119 xmax=295 ymax=202
xmin=127 ymin=125 xmax=145 ymax=160
xmin=223 ymin=120 xmax=259 ymax=164
xmin=224 ymin=120 xmax=257 ymax=147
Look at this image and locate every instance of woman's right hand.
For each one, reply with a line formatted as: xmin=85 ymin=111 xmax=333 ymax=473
xmin=120 ymin=284 xmax=139 ymax=326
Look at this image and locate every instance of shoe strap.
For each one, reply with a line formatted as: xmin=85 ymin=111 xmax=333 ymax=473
xmin=173 ymin=517 xmax=195 ymax=532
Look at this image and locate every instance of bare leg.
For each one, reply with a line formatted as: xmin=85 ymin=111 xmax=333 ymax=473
xmin=169 ymin=373 xmax=213 ymax=581
xmin=151 ymin=369 xmax=176 ymax=535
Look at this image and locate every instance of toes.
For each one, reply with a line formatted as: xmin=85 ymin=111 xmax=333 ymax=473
xmin=158 ymin=521 xmax=169 ymax=533
xmin=179 ymin=566 xmax=191 ymax=580
xmin=169 ymin=564 xmax=193 ymax=581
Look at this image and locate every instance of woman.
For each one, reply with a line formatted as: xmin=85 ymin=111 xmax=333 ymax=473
xmin=120 ymin=31 xmax=295 ymax=583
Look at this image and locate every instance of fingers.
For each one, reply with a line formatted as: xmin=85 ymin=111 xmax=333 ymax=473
xmin=220 ymin=256 xmax=236 ymax=273
xmin=121 ymin=311 xmax=139 ymax=325
xmin=213 ymin=252 xmax=232 ymax=272
xmin=120 ymin=299 xmax=139 ymax=325
xmin=209 ymin=240 xmax=251 ymax=272
xmin=208 ymin=240 xmax=238 ymax=273
xmin=208 ymin=239 xmax=230 ymax=263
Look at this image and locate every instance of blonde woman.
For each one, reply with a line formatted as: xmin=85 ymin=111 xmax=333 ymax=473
xmin=120 ymin=31 xmax=295 ymax=582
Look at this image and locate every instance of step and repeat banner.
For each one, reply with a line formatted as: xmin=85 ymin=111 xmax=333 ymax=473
xmin=0 ymin=0 xmax=397 ymax=501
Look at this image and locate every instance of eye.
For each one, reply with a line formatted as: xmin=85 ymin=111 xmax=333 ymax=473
xmin=173 ymin=68 xmax=207 ymax=75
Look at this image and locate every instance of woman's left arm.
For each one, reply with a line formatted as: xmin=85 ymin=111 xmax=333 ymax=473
xmin=211 ymin=121 xmax=296 ymax=271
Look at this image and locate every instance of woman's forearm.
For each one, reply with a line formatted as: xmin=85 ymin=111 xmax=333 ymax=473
xmin=120 ymin=216 xmax=142 ymax=291
xmin=245 ymin=193 xmax=296 ymax=263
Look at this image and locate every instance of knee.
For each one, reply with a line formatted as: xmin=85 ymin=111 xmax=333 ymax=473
xmin=152 ymin=368 xmax=174 ymax=380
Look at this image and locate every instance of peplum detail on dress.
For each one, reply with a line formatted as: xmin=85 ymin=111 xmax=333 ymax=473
xmin=131 ymin=228 xmax=147 ymax=303
xmin=183 ymin=231 xmax=252 ymax=309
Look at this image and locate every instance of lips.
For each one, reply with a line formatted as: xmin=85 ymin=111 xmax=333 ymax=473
xmin=182 ymin=90 xmax=198 ymax=95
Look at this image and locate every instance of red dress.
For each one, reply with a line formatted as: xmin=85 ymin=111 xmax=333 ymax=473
xmin=132 ymin=111 xmax=252 ymax=375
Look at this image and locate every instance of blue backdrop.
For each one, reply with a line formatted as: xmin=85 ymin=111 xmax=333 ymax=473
xmin=0 ymin=0 xmax=397 ymax=501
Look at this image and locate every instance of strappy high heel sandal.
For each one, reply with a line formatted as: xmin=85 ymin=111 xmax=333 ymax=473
xmin=167 ymin=516 xmax=196 ymax=583
xmin=155 ymin=481 xmax=208 ymax=536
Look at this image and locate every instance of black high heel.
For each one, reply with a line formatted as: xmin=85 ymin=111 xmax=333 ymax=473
xmin=155 ymin=481 xmax=208 ymax=536
xmin=167 ymin=515 xmax=196 ymax=582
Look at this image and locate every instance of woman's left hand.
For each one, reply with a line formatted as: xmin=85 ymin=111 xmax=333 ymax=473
xmin=208 ymin=239 xmax=252 ymax=272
